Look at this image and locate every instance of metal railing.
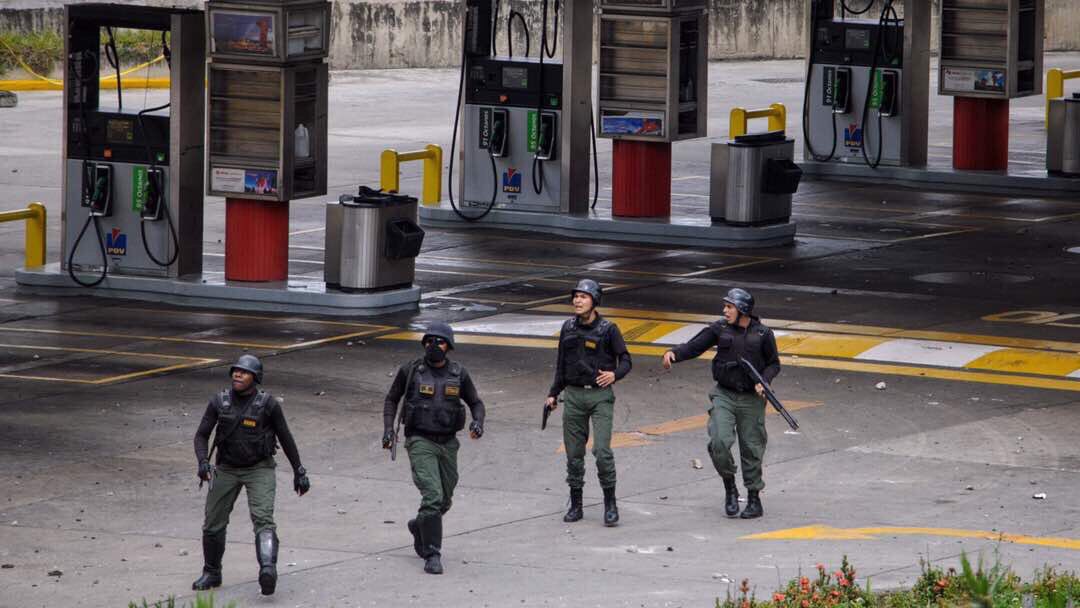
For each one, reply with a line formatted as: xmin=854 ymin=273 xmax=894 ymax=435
xmin=0 ymin=202 xmax=46 ymax=267
xmin=379 ymin=144 xmax=443 ymax=205
xmin=1046 ymin=68 xmax=1080 ymax=128
xmin=729 ymin=103 xmax=787 ymax=139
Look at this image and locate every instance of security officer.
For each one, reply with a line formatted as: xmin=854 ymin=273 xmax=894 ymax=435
xmin=662 ymin=288 xmax=779 ymax=519
xmin=192 ymin=355 xmax=310 ymax=595
xmin=382 ymin=322 xmax=485 ymax=575
xmin=546 ymin=279 xmax=631 ymax=526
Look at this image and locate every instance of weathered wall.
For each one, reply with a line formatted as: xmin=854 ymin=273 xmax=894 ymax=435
xmin=2 ymin=0 xmax=1079 ymax=71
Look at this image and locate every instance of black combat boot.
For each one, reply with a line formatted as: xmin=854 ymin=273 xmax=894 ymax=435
xmin=420 ymin=515 xmax=443 ymax=574
xmin=407 ymin=518 xmax=427 ymax=558
xmin=722 ymin=475 xmax=740 ymax=518
xmin=255 ymin=529 xmax=279 ymax=595
xmin=192 ymin=531 xmax=225 ymax=590
xmin=563 ymin=488 xmax=583 ymax=523
xmin=740 ymin=490 xmax=763 ymax=519
xmin=602 ymin=486 xmax=619 ymax=527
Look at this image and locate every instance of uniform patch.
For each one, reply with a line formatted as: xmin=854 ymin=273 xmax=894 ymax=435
xmin=585 ymin=340 xmax=598 ymax=350
xmin=419 ymin=384 xmax=435 ymax=396
xmin=445 ymin=385 xmax=460 ymax=397
xmin=242 ymin=418 xmax=257 ymax=428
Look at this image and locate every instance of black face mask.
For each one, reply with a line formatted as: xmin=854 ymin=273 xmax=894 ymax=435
xmin=425 ymin=342 xmax=447 ymax=364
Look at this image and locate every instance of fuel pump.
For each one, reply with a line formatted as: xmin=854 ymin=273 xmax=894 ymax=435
xmin=449 ymin=0 xmax=568 ymax=219
xmin=802 ymin=0 xmax=904 ymax=168
xmin=62 ymin=5 xmax=204 ymax=286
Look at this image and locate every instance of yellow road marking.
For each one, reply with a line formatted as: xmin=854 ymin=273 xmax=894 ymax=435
xmin=0 ymin=343 xmax=216 ymax=385
xmin=0 ymin=325 xmax=390 ymax=351
xmin=778 ymin=334 xmax=889 ymax=358
xmin=742 ymin=524 xmax=1080 ymax=551
xmin=113 ymin=306 xmax=390 ymax=329
xmin=533 ymin=305 xmax=1080 ymax=354
xmin=965 ymin=348 xmax=1080 ymax=377
xmin=783 ymin=356 xmax=1080 ymax=392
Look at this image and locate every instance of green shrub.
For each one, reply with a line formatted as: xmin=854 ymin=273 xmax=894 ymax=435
xmin=127 ymin=592 xmax=237 ymax=608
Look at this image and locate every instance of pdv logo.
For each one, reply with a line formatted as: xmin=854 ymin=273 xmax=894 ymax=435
xmin=502 ymin=168 xmax=522 ymax=194
xmin=106 ymin=228 xmax=127 ymax=256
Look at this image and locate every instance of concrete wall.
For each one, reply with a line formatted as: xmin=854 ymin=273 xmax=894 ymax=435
xmin=2 ymin=0 xmax=1079 ymax=72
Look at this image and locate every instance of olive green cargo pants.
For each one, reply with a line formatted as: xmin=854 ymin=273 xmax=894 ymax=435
xmin=562 ymin=385 xmax=616 ymax=490
xmin=707 ymin=385 xmax=768 ymax=491
xmin=203 ymin=458 xmax=277 ymax=537
xmin=406 ymin=435 xmax=460 ymax=518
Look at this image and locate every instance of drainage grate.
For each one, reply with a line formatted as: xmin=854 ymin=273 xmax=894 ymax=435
xmin=751 ymin=77 xmax=804 ymax=84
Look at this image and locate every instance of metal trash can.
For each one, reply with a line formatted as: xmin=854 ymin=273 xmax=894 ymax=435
xmin=1047 ymin=93 xmax=1080 ymax=176
xmin=324 ymin=187 xmax=424 ymax=291
xmin=710 ymin=131 xmax=801 ymax=226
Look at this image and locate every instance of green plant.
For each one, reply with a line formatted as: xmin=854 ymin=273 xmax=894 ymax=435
xmin=957 ymin=552 xmax=1015 ymax=608
xmin=127 ymin=592 xmax=236 ymax=608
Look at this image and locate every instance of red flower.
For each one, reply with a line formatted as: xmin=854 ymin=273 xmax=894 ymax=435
xmin=830 ymin=590 xmax=841 ymax=598
xmin=801 ymin=601 xmax=810 ymax=608
xmin=774 ymin=593 xmax=786 ymax=602
xmin=816 ymin=564 xmax=826 ymax=572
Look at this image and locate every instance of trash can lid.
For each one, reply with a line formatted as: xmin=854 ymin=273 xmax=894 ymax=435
xmin=341 ymin=187 xmax=419 ymax=207
xmin=731 ymin=130 xmax=788 ymax=146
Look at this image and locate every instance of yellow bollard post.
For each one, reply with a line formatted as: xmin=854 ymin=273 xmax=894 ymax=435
xmin=24 ymin=202 xmax=46 ymax=268
xmin=768 ymin=103 xmax=787 ymax=133
xmin=1047 ymin=68 xmax=1063 ymax=129
xmin=729 ymin=107 xmax=748 ymax=139
xmin=421 ymin=144 xmax=443 ymax=205
xmin=380 ymin=149 xmax=400 ymax=193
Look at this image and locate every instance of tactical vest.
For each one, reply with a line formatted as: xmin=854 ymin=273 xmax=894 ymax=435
xmin=405 ymin=361 xmax=467 ymax=435
xmin=710 ymin=320 xmax=772 ymax=393
xmin=560 ymin=317 xmax=616 ymax=387
xmin=213 ymin=389 xmax=277 ymax=467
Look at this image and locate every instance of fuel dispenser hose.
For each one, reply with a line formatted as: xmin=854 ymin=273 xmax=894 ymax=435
xmin=68 ymin=214 xmax=108 ymax=288
xmin=137 ymin=102 xmax=180 ymax=267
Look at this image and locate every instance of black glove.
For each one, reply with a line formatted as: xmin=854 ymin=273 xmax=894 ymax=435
xmin=382 ymin=428 xmax=395 ymax=449
xmin=469 ymin=420 xmax=483 ymax=438
xmin=197 ymin=460 xmax=212 ymax=482
xmin=293 ymin=466 xmax=310 ymax=496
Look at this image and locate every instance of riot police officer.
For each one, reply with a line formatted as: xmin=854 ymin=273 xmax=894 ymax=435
xmin=546 ymin=279 xmax=632 ymax=526
xmin=662 ymin=288 xmax=779 ymax=519
xmin=192 ymin=355 xmax=310 ymax=595
xmin=382 ymin=322 xmax=485 ymax=575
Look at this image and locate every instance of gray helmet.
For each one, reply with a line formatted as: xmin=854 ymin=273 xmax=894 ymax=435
xmin=723 ymin=288 xmax=754 ymax=316
xmin=230 ymin=354 xmax=264 ymax=384
xmin=571 ymin=279 xmax=602 ymax=307
xmin=421 ymin=321 xmax=455 ymax=350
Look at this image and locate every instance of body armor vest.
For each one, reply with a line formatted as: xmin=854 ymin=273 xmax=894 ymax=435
xmin=710 ymin=321 xmax=771 ymax=393
xmin=214 ymin=389 xmax=276 ymax=467
xmin=405 ymin=362 xmax=467 ymax=435
xmin=560 ymin=318 xmax=616 ymax=387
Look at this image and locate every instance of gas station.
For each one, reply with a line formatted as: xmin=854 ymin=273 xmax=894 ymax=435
xmin=1 ymin=0 xmax=1080 ymax=606
xmin=8 ymin=0 xmax=1080 ymax=312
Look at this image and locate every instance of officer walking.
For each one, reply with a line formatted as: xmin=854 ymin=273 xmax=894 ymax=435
xmin=192 ymin=355 xmax=310 ymax=595
xmin=546 ymin=279 xmax=632 ymax=526
xmin=662 ymin=288 xmax=779 ymax=519
xmin=382 ymin=322 xmax=485 ymax=575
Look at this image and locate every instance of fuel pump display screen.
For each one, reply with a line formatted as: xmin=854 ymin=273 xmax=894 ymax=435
xmin=106 ymin=118 xmax=135 ymax=144
xmin=845 ymin=28 xmax=871 ymax=50
xmin=502 ymin=66 xmax=529 ymax=90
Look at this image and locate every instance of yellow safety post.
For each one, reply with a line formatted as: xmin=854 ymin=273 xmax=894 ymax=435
xmin=380 ymin=144 xmax=443 ymax=205
xmin=1046 ymin=68 xmax=1080 ymax=128
xmin=729 ymin=103 xmax=787 ymax=139
xmin=0 ymin=202 xmax=46 ymax=267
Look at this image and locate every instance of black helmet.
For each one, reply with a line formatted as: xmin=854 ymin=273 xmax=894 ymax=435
xmin=421 ymin=321 xmax=455 ymax=350
xmin=230 ymin=354 xmax=264 ymax=384
xmin=571 ymin=279 xmax=602 ymax=307
xmin=723 ymin=288 xmax=754 ymax=316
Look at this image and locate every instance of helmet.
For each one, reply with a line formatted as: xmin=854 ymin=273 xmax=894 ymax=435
xmin=421 ymin=321 xmax=455 ymax=350
xmin=723 ymin=288 xmax=754 ymax=316
xmin=230 ymin=354 xmax=264 ymax=384
xmin=571 ymin=279 xmax=602 ymax=307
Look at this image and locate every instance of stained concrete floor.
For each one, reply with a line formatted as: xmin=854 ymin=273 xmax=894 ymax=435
xmin=0 ymin=55 xmax=1078 ymax=607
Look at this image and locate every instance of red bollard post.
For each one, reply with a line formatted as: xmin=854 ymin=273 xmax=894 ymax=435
xmin=611 ymin=140 xmax=671 ymax=218
xmin=224 ymin=197 xmax=289 ymax=282
xmin=952 ymin=97 xmax=1010 ymax=171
